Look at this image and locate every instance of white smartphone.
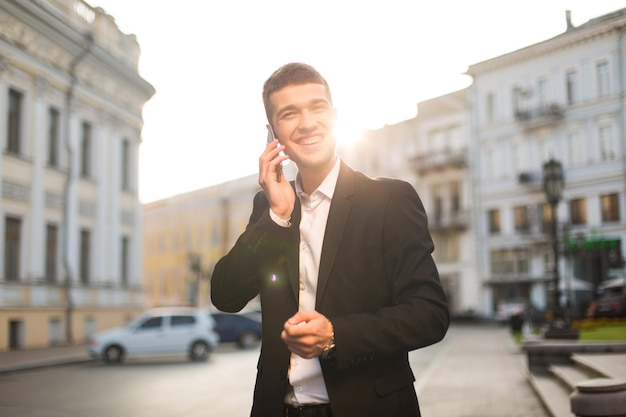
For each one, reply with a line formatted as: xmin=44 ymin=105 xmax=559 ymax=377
xmin=266 ymin=124 xmax=282 ymax=182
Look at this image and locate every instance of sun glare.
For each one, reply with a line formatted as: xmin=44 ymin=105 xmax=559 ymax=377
xmin=335 ymin=116 xmax=366 ymax=147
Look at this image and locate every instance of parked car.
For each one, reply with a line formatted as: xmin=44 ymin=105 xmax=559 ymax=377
xmin=89 ymin=307 xmax=220 ymax=364
xmin=495 ymin=300 xmax=546 ymax=325
xmin=495 ymin=300 xmax=526 ymax=323
xmin=212 ymin=312 xmax=262 ymax=349
xmin=589 ymin=293 xmax=626 ymax=318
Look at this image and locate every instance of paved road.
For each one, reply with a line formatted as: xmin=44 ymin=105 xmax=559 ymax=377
xmin=0 ymin=324 xmax=548 ymax=417
xmin=0 ymin=345 xmax=258 ymax=417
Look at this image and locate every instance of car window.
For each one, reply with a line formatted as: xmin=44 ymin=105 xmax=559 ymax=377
xmin=171 ymin=315 xmax=196 ymax=327
xmin=138 ymin=316 xmax=163 ymax=330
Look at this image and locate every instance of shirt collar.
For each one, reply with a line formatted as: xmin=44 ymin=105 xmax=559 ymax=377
xmin=295 ymin=157 xmax=340 ymax=200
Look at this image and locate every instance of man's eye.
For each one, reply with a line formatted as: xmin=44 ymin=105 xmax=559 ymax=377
xmin=313 ymin=104 xmax=329 ymax=112
xmin=281 ymin=111 xmax=296 ymax=119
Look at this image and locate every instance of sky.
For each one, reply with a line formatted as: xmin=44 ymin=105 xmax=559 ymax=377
xmin=90 ymin=0 xmax=626 ymax=203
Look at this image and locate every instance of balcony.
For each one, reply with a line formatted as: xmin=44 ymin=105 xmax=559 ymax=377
xmin=429 ymin=209 xmax=469 ymax=231
xmin=514 ymin=103 xmax=564 ymax=130
xmin=410 ymin=148 xmax=468 ymax=175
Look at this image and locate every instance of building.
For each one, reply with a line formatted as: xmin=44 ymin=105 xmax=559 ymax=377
xmin=466 ymin=9 xmax=626 ymax=318
xmin=1 ymin=0 xmax=154 ymax=350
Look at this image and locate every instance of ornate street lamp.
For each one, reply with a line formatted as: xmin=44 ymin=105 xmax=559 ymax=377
xmin=542 ymin=158 xmax=578 ymax=339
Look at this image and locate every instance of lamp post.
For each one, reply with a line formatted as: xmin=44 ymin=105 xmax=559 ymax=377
xmin=542 ymin=158 xmax=579 ymax=339
xmin=188 ymin=252 xmax=203 ymax=307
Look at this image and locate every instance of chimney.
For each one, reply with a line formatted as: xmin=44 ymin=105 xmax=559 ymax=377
xmin=566 ymin=10 xmax=574 ymax=31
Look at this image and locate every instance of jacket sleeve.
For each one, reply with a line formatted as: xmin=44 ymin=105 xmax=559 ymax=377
xmin=210 ymin=190 xmax=293 ymax=312
xmin=328 ymin=180 xmax=449 ymax=369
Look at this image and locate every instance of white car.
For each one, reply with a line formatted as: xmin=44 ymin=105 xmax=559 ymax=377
xmin=89 ymin=307 xmax=220 ymax=364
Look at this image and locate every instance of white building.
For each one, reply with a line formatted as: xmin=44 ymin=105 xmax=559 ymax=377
xmin=467 ymin=9 xmax=626 ymax=318
xmin=1 ymin=0 xmax=154 ymax=349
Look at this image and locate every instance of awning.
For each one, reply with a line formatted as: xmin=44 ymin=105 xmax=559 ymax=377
xmin=599 ymin=277 xmax=625 ymax=290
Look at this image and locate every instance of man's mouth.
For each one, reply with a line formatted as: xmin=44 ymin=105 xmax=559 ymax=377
xmin=295 ymin=134 xmax=321 ymax=146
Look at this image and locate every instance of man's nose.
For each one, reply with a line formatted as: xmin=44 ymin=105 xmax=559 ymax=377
xmin=297 ymin=110 xmax=317 ymax=131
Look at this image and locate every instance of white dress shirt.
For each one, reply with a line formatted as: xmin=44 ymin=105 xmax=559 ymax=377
xmin=270 ymin=157 xmax=340 ymax=405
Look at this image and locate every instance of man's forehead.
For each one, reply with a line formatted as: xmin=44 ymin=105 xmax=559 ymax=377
xmin=271 ymin=83 xmax=331 ymax=106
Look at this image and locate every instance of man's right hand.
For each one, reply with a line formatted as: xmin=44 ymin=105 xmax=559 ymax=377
xmin=259 ymin=139 xmax=294 ymax=220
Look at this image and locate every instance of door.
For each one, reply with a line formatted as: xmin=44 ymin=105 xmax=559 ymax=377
xmin=126 ymin=316 xmax=165 ymax=356
xmin=165 ymin=315 xmax=198 ymax=354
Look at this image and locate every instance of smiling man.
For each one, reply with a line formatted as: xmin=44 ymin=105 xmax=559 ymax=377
xmin=210 ymin=63 xmax=449 ymax=417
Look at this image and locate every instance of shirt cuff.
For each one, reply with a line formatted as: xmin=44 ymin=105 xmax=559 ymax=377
xmin=269 ymin=208 xmax=292 ymax=227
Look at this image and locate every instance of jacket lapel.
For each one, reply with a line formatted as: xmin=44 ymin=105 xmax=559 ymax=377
xmin=315 ymin=163 xmax=354 ymax=309
xmin=287 ymin=194 xmax=302 ymax=301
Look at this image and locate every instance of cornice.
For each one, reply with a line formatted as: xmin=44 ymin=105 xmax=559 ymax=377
xmin=1 ymin=0 xmax=154 ymax=99
xmin=466 ymin=11 xmax=626 ymax=76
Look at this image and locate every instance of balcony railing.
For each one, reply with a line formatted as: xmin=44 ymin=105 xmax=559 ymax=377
xmin=429 ymin=209 xmax=469 ymax=231
xmin=410 ymin=148 xmax=468 ymax=175
xmin=514 ymin=103 xmax=564 ymax=129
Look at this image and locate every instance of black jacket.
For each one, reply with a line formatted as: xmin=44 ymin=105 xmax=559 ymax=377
xmin=211 ymin=161 xmax=449 ymax=417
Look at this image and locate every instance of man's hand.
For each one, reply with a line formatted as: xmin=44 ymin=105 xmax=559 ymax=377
xmin=259 ymin=138 xmax=294 ymax=220
xmin=281 ymin=310 xmax=333 ymax=359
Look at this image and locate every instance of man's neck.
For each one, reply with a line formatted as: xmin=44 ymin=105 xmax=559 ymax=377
xmin=297 ymin=158 xmax=337 ymax=195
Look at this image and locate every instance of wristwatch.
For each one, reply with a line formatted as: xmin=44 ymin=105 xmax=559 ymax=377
xmin=320 ymin=330 xmax=336 ymax=359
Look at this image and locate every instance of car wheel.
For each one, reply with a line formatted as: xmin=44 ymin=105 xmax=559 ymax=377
xmin=190 ymin=341 xmax=209 ymax=361
xmin=238 ymin=331 xmax=259 ymax=349
xmin=103 ymin=345 xmax=124 ymax=364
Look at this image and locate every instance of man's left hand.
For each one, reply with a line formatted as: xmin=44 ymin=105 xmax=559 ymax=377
xmin=281 ymin=310 xmax=333 ymax=359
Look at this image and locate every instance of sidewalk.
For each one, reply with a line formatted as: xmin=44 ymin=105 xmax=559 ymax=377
xmin=0 ymin=343 xmax=91 ymax=374
xmin=0 ymin=324 xmax=549 ymax=416
xmin=412 ymin=322 xmax=549 ymax=417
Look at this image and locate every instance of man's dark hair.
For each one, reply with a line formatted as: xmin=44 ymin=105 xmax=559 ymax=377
xmin=262 ymin=63 xmax=332 ymax=122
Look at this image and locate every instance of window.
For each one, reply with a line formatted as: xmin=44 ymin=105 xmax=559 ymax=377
xmin=451 ymin=182 xmax=461 ymax=213
xmin=510 ymin=141 xmax=527 ymax=174
xmin=570 ymin=198 xmax=587 ymax=225
xmin=601 ymin=193 xmax=620 ymax=223
xmin=485 ymin=148 xmax=501 ymax=180
xmin=486 ymin=92 xmax=494 ymax=123
xmin=121 ymin=138 xmax=131 ymax=190
xmin=540 ymin=203 xmax=553 ymax=234
xmin=138 ymin=316 xmax=163 ymax=330
xmin=513 ymin=206 xmax=531 ymax=233
xmin=598 ymin=124 xmax=616 ymax=161
xmin=537 ymin=78 xmax=547 ymax=107
xmin=80 ymin=229 xmax=91 ymax=284
xmin=596 ymin=60 xmax=610 ymax=97
xmin=171 ymin=315 xmax=195 ymax=327
xmin=48 ymin=107 xmax=60 ymax=166
xmin=566 ymin=131 xmax=584 ymax=166
xmin=121 ymin=236 xmax=129 ymax=286
xmin=566 ymin=70 xmax=578 ymax=105
xmin=80 ymin=121 xmax=92 ymax=177
xmin=4 ymin=217 xmax=21 ymax=281
xmin=433 ymin=195 xmax=443 ymax=224
xmin=538 ymin=135 xmax=554 ymax=162
xmin=432 ymin=233 xmax=459 ymax=263
xmin=490 ymin=249 xmax=529 ymax=276
xmin=7 ymin=89 xmax=23 ymax=155
xmin=45 ymin=224 xmax=59 ymax=283
xmin=488 ymin=209 xmax=501 ymax=234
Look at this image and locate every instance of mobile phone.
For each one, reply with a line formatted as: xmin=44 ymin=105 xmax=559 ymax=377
xmin=266 ymin=125 xmax=282 ymax=182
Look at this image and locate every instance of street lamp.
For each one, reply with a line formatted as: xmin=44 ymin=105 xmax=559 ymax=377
xmin=188 ymin=252 xmax=203 ymax=307
xmin=542 ymin=158 xmax=578 ymax=339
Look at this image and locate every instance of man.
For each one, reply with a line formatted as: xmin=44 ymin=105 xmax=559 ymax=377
xmin=211 ymin=63 xmax=449 ymax=417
